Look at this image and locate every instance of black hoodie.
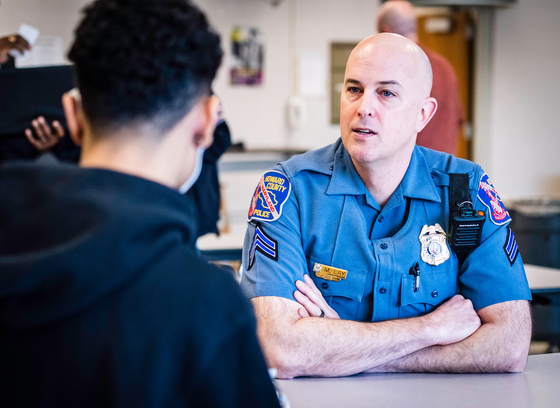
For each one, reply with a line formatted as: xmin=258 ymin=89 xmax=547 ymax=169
xmin=0 ymin=161 xmax=280 ymax=408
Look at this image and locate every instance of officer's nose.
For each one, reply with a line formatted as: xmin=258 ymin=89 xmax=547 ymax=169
xmin=357 ymin=93 xmax=376 ymax=118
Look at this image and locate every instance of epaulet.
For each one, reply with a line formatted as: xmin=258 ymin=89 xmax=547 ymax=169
xmin=417 ymin=146 xmax=481 ymax=190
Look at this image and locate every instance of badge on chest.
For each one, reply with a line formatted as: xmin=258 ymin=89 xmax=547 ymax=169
xmin=419 ymin=223 xmax=450 ymax=266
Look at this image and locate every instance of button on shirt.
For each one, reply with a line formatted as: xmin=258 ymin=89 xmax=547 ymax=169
xmin=241 ymin=139 xmax=532 ymax=322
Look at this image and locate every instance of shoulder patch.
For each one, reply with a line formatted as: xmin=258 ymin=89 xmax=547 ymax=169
xmin=248 ymin=170 xmax=291 ymax=222
xmin=503 ymin=227 xmax=519 ymax=266
xmin=248 ymin=225 xmax=278 ymax=270
xmin=477 ymin=173 xmax=511 ymax=225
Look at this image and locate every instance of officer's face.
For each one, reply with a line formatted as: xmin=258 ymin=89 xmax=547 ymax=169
xmin=340 ymin=34 xmax=432 ymax=168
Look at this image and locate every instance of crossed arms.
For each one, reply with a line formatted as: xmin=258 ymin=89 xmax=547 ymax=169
xmin=252 ymin=275 xmax=531 ymax=378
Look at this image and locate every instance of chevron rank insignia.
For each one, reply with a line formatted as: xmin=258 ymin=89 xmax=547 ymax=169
xmin=248 ymin=225 xmax=278 ymax=270
xmin=503 ymin=227 xmax=519 ymax=266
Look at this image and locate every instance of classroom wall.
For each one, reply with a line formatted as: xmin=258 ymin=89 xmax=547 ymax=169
xmin=489 ymin=0 xmax=560 ymax=200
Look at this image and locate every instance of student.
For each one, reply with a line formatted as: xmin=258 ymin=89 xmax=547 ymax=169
xmin=0 ymin=1 xmax=280 ymax=406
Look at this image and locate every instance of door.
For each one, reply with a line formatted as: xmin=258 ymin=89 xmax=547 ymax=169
xmin=417 ymin=9 xmax=474 ymax=160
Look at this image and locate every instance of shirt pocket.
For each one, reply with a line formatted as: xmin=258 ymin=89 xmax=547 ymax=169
xmin=398 ymin=266 xmax=459 ymax=319
xmin=306 ymin=255 xmax=368 ymax=321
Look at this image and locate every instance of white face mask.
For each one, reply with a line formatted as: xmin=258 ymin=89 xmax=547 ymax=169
xmin=179 ymin=146 xmax=205 ymax=194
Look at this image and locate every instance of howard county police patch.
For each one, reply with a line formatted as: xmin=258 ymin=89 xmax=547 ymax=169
xmin=248 ymin=170 xmax=291 ymax=222
xmin=477 ymin=173 xmax=511 ymax=225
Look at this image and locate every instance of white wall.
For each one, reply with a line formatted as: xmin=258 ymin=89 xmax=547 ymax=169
xmin=490 ymin=0 xmax=560 ymax=199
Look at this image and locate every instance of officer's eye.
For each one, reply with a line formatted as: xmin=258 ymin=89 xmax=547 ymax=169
xmin=347 ymin=86 xmax=361 ymax=94
xmin=380 ymin=89 xmax=395 ymax=98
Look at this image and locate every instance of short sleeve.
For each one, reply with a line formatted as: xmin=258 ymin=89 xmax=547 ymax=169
xmin=240 ymin=168 xmax=308 ymax=302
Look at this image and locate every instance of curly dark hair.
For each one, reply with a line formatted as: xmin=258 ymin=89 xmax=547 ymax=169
xmin=68 ymin=0 xmax=222 ymax=135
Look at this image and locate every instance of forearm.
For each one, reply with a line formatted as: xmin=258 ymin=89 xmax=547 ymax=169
xmin=289 ymin=315 xmax=437 ymax=377
xmin=367 ymin=323 xmax=510 ymax=373
xmin=254 ymin=296 xmax=441 ymax=378
xmin=367 ymin=300 xmax=532 ymax=373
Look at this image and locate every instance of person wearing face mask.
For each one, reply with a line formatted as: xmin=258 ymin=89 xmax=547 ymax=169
xmin=0 ymin=1 xmax=280 ymax=407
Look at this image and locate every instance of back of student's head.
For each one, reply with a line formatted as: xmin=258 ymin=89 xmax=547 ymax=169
xmin=68 ymin=0 xmax=222 ymax=136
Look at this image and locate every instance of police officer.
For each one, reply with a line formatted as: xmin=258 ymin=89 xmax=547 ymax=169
xmin=241 ymin=33 xmax=532 ymax=378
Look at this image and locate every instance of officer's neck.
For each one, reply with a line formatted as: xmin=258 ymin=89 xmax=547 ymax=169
xmin=351 ymin=147 xmax=414 ymax=209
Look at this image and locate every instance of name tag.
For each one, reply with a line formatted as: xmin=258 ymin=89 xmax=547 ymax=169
xmin=313 ymin=263 xmax=348 ymax=282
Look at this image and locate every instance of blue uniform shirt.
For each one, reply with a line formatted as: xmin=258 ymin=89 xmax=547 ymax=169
xmin=241 ymin=139 xmax=531 ymax=322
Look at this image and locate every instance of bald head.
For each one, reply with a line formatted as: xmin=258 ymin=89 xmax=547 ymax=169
xmin=348 ymin=33 xmax=432 ymax=98
xmin=377 ymin=0 xmax=418 ymax=41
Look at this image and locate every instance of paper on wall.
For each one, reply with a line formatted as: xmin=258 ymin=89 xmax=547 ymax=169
xmin=299 ymin=49 xmax=326 ymax=97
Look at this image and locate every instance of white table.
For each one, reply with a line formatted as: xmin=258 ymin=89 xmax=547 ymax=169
xmin=275 ymin=353 xmax=560 ymax=408
xmin=524 ymin=264 xmax=560 ymax=292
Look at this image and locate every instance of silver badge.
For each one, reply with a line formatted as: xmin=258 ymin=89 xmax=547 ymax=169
xmin=419 ymin=223 xmax=450 ymax=266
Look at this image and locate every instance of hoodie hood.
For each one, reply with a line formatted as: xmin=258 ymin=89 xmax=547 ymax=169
xmin=0 ymin=162 xmax=197 ymax=330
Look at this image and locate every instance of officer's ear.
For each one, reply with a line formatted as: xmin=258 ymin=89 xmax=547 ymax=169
xmin=62 ymin=88 xmax=86 ymax=146
xmin=416 ymin=97 xmax=438 ymax=133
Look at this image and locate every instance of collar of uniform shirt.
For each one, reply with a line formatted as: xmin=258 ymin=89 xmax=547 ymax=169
xmin=399 ymin=145 xmax=441 ymax=203
xmin=325 ymin=139 xmax=368 ymax=196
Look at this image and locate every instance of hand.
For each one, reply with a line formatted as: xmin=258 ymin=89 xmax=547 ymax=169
xmin=294 ymin=274 xmax=340 ymax=319
xmin=424 ymin=294 xmax=481 ymax=346
xmin=0 ymin=34 xmax=31 ymax=63
xmin=25 ymin=117 xmax=65 ymax=151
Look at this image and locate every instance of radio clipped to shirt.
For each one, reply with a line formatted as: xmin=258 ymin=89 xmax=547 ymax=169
xmin=448 ymin=203 xmax=485 ymax=252
xmin=448 ymin=173 xmax=486 ymax=255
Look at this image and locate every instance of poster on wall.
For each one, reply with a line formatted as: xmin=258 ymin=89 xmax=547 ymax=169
xmin=230 ymin=26 xmax=264 ymax=86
